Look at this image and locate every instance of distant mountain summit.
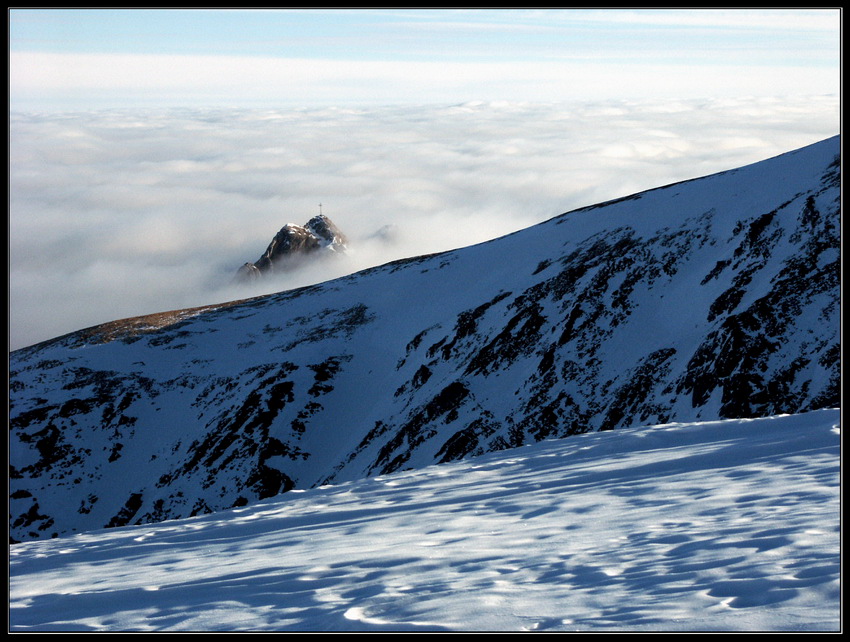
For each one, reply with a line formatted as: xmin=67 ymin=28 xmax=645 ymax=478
xmin=235 ymin=214 xmax=348 ymax=283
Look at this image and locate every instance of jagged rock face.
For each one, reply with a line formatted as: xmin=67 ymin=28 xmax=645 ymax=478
xmin=9 ymin=136 xmax=840 ymax=542
xmin=235 ymin=215 xmax=347 ymax=282
xmin=305 ymin=214 xmax=347 ymax=247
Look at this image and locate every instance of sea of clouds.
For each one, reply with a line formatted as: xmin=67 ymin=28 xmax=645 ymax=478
xmin=9 ymin=96 xmax=840 ymax=350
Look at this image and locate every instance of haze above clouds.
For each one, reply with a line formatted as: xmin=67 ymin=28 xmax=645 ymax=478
xmin=8 ymin=9 xmax=841 ymax=350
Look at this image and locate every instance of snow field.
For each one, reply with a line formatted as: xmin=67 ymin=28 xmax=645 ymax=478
xmin=10 ymin=409 xmax=840 ymax=632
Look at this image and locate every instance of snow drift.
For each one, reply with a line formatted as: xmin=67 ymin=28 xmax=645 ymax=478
xmin=9 ymin=410 xmax=841 ymax=631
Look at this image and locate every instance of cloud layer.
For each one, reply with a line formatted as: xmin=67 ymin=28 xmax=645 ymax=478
xmin=10 ymin=50 xmax=840 ymax=112
xmin=9 ymin=97 xmax=840 ymax=350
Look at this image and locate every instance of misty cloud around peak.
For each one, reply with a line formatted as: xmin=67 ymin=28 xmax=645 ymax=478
xmin=9 ymin=97 xmax=840 ymax=350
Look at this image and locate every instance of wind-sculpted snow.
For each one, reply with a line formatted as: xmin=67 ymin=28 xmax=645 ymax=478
xmin=9 ymin=411 xmax=841 ymax=631
xmin=9 ymin=136 xmax=840 ymax=542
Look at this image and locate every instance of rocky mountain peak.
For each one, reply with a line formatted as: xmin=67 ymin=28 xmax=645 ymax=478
xmin=234 ymin=214 xmax=348 ymax=284
xmin=305 ymin=214 xmax=348 ymax=247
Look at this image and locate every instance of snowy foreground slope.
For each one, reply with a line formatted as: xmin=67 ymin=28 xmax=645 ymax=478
xmin=10 ymin=410 xmax=840 ymax=632
xmin=9 ymin=136 xmax=840 ymax=542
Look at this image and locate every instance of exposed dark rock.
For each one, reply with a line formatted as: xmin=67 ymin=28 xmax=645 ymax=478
xmin=106 ymin=492 xmax=144 ymax=529
xmin=305 ymin=214 xmax=347 ymax=246
xmin=436 ymin=416 xmax=499 ymax=463
xmin=234 ymin=214 xmax=348 ymax=283
xmin=599 ymin=348 xmax=678 ymax=431
xmin=370 ymin=382 xmax=472 ymax=476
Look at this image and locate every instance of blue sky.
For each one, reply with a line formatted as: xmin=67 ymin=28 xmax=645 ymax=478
xmin=8 ymin=8 xmax=839 ymax=63
xmin=9 ymin=8 xmax=841 ymax=110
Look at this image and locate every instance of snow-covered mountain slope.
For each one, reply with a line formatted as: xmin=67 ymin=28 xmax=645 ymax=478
xmin=9 ymin=410 xmax=841 ymax=632
xmin=9 ymin=135 xmax=840 ymax=543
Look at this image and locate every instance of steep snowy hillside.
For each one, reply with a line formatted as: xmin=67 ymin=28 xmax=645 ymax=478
xmin=9 ymin=411 xmax=841 ymax=631
xmin=9 ymin=136 xmax=840 ymax=542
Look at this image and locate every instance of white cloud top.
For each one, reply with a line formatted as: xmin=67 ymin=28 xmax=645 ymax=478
xmin=9 ymin=98 xmax=840 ymax=350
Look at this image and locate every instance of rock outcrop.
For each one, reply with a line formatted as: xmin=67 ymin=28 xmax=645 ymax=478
xmin=235 ymin=214 xmax=347 ymax=283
